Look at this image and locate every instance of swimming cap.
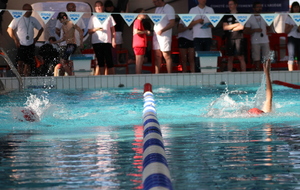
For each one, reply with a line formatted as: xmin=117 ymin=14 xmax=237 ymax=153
xmin=248 ymin=108 xmax=264 ymax=115
xmin=21 ymin=108 xmax=36 ymax=122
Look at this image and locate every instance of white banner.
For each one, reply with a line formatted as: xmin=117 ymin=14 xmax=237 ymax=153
xmin=120 ymin=13 xmax=138 ymax=27
xmin=66 ymin=12 xmax=84 ymax=25
xmin=233 ymin=14 xmax=251 ymax=26
xmin=8 ymin=10 xmax=26 ymax=20
xmin=206 ymin=14 xmax=224 ymax=27
xmin=37 ymin=11 xmax=55 ymax=24
xmin=178 ymin=14 xmax=196 ymax=27
xmin=93 ymin=12 xmax=111 ymax=25
xmin=261 ymin=14 xmax=279 ymax=26
xmin=148 ymin=14 xmax=166 ymax=25
xmin=289 ymin=13 xmax=300 ymax=26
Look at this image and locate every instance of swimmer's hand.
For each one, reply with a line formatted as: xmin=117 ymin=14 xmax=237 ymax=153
xmin=263 ymin=59 xmax=271 ymax=71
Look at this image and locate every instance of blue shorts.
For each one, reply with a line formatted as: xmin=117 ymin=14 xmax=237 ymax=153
xmin=61 ymin=44 xmax=77 ymax=60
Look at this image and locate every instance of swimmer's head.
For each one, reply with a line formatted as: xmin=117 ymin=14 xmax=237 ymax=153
xmin=21 ymin=108 xmax=37 ymax=122
xmin=248 ymin=108 xmax=264 ymax=115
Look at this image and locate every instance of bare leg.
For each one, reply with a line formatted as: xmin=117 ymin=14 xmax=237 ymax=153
xmin=106 ymin=67 xmax=115 ymax=75
xmin=237 ymin=55 xmax=246 ymax=72
xmin=288 ymin=60 xmax=293 ymax=71
xmin=23 ymin=64 xmax=31 ymax=77
xmin=162 ymin=51 xmax=172 ymax=73
xmin=227 ymin=56 xmax=234 ymax=72
xmin=17 ymin=61 xmax=24 ymax=76
xmin=61 ymin=59 xmax=73 ymax=76
xmin=179 ymin=48 xmax=187 ymax=72
xmin=188 ymin=47 xmax=195 ymax=73
xmin=154 ymin=49 xmax=162 ymax=74
xmin=135 ymin=55 xmax=144 ymax=74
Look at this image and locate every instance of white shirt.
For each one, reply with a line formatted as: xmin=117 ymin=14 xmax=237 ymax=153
xmin=189 ymin=5 xmax=214 ymax=38
xmin=55 ymin=18 xmax=85 ymax=46
xmin=154 ymin=4 xmax=175 ymax=37
xmin=8 ymin=16 xmax=42 ymax=46
xmin=88 ymin=14 xmax=116 ymax=44
xmin=285 ymin=16 xmax=300 ymax=38
xmin=178 ymin=20 xmax=193 ymax=41
xmin=245 ymin=15 xmax=269 ymax=44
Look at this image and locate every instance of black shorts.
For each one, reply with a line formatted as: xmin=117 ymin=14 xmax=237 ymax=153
xmin=178 ymin=37 xmax=194 ymax=49
xmin=226 ymin=38 xmax=244 ymax=56
xmin=92 ymin=43 xmax=114 ymax=68
xmin=61 ymin=44 xmax=77 ymax=60
xmin=16 ymin=44 xmax=35 ymax=65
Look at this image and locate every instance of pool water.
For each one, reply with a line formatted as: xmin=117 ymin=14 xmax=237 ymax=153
xmin=1 ymin=81 xmax=300 ymax=189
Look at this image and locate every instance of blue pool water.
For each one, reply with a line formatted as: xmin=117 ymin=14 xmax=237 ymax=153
xmin=1 ymin=81 xmax=300 ymax=189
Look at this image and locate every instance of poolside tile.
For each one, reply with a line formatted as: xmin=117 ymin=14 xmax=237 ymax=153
xmin=75 ymin=77 xmax=82 ymax=89
xmin=88 ymin=77 xmax=95 ymax=89
xmin=63 ymin=77 xmax=70 ymax=89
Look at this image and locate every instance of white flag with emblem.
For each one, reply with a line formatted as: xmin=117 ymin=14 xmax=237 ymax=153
xmin=120 ymin=13 xmax=138 ymax=26
xmin=261 ymin=14 xmax=279 ymax=26
xmin=148 ymin=14 xmax=166 ymax=25
xmin=93 ymin=13 xmax=111 ymax=25
xmin=289 ymin=13 xmax=300 ymax=26
xmin=233 ymin=14 xmax=251 ymax=26
xmin=66 ymin=12 xmax=84 ymax=25
xmin=37 ymin=11 xmax=55 ymax=24
xmin=178 ymin=14 xmax=196 ymax=27
xmin=206 ymin=14 xmax=224 ymax=27
xmin=9 ymin=10 xmax=26 ymax=20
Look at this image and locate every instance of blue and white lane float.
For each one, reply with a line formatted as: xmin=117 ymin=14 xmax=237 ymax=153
xmin=142 ymin=83 xmax=173 ymax=190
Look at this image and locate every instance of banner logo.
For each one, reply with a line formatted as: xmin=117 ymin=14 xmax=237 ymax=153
xmin=233 ymin=14 xmax=251 ymax=26
xmin=178 ymin=14 xmax=196 ymax=27
xmin=206 ymin=14 xmax=224 ymax=27
xmin=66 ymin=12 xmax=84 ymax=25
xmin=93 ymin=13 xmax=111 ymax=24
xmin=120 ymin=13 xmax=138 ymax=26
xmin=261 ymin=14 xmax=279 ymax=26
xmin=148 ymin=14 xmax=166 ymax=25
xmin=9 ymin=10 xmax=26 ymax=20
xmin=289 ymin=13 xmax=300 ymax=26
xmin=37 ymin=11 xmax=55 ymax=24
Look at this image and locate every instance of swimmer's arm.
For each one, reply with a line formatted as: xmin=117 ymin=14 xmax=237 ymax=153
xmin=262 ymin=60 xmax=273 ymax=113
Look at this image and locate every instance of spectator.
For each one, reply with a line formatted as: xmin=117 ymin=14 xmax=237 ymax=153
xmin=37 ymin=36 xmax=59 ymax=76
xmin=105 ymin=0 xmax=126 ymax=64
xmin=7 ymin=3 xmax=44 ymax=76
xmin=55 ymin=2 xmax=86 ymax=54
xmin=152 ymin=0 xmax=175 ymax=73
xmin=88 ymin=1 xmax=116 ymax=75
xmin=177 ymin=19 xmax=195 ymax=73
xmin=54 ymin=12 xmax=83 ymax=76
xmin=222 ymin=0 xmax=246 ymax=72
xmin=285 ymin=1 xmax=300 ymax=71
xmin=188 ymin=0 xmax=214 ymax=72
xmin=244 ymin=1 xmax=270 ymax=71
xmin=132 ymin=8 xmax=151 ymax=74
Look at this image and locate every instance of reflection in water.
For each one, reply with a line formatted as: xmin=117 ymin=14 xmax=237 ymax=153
xmin=165 ymin=123 xmax=300 ymax=189
xmin=0 ymin=126 xmax=142 ymax=189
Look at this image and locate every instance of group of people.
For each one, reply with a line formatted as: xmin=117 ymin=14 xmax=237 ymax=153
xmin=6 ymin=0 xmax=299 ymax=77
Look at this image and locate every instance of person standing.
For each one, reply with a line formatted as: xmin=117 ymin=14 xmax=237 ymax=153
xmin=222 ymin=0 xmax=246 ymax=72
xmin=88 ymin=1 xmax=116 ymax=75
xmin=152 ymin=0 xmax=175 ymax=73
xmin=55 ymin=2 xmax=86 ymax=54
xmin=7 ymin=3 xmax=44 ymax=76
xmin=132 ymin=8 xmax=151 ymax=74
xmin=54 ymin=12 xmax=83 ymax=76
xmin=177 ymin=19 xmax=195 ymax=73
xmin=285 ymin=1 xmax=300 ymax=71
xmin=244 ymin=1 xmax=270 ymax=71
xmin=188 ymin=0 xmax=214 ymax=72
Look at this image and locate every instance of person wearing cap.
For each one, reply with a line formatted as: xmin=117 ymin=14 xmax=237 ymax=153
xmin=248 ymin=59 xmax=272 ymax=115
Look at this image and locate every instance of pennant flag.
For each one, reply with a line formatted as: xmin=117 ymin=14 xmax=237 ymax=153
xmin=261 ymin=14 xmax=279 ymax=26
xmin=120 ymin=13 xmax=138 ymax=27
xmin=66 ymin=12 xmax=84 ymax=25
xmin=93 ymin=12 xmax=111 ymax=25
xmin=206 ymin=14 xmax=224 ymax=27
xmin=233 ymin=14 xmax=251 ymax=26
xmin=148 ymin=14 xmax=166 ymax=25
xmin=37 ymin=11 xmax=55 ymax=24
xmin=9 ymin=10 xmax=26 ymax=20
xmin=289 ymin=13 xmax=300 ymax=26
xmin=178 ymin=14 xmax=196 ymax=27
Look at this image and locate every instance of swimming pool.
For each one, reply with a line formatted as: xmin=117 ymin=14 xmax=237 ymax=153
xmin=1 ymin=81 xmax=300 ymax=189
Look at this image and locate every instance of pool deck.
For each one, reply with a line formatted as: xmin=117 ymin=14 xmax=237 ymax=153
xmin=1 ymin=70 xmax=300 ymax=90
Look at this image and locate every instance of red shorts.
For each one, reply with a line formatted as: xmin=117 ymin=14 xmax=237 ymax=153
xmin=133 ymin=47 xmax=146 ymax=55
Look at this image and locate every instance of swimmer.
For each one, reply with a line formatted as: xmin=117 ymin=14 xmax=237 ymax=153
xmin=19 ymin=107 xmax=38 ymax=122
xmin=248 ymin=59 xmax=272 ymax=115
